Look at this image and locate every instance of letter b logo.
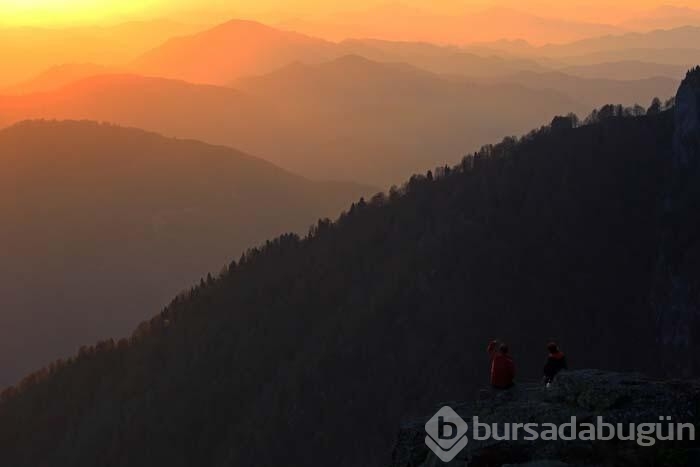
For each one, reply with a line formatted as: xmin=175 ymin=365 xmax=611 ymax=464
xmin=438 ymin=416 xmax=458 ymax=440
xmin=425 ymin=406 xmax=469 ymax=462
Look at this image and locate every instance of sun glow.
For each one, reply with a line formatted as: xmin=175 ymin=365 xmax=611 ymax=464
xmin=0 ymin=0 xmax=159 ymax=26
xmin=0 ymin=0 xmax=695 ymax=28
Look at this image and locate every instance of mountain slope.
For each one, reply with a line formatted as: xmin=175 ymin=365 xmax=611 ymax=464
xmin=1 ymin=99 xmax=693 ymax=467
xmin=0 ymin=120 xmax=370 ymax=386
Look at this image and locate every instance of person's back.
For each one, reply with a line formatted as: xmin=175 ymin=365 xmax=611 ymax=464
xmin=487 ymin=340 xmax=515 ymax=389
xmin=543 ymin=342 xmax=567 ymax=384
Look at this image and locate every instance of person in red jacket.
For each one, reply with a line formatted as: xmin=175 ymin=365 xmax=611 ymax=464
xmin=487 ymin=340 xmax=515 ymax=389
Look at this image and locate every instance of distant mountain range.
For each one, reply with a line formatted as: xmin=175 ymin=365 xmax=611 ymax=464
xmin=4 ymin=19 xmax=696 ymax=92
xmin=482 ymin=70 xmax=678 ymax=110
xmin=475 ymin=25 xmax=700 ymax=69
xmin=128 ymin=20 xmax=700 ymax=84
xmin=132 ymin=19 xmax=338 ymax=85
xmin=1 ymin=58 xmax=590 ymax=185
xmin=537 ymin=25 xmax=700 ymax=59
xmin=0 ymin=120 xmax=370 ymax=386
xmin=620 ymin=6 xmax=700 ymax=33
xmin=3 ymin=15 xmax=700 ymax=90
xmin=0 ymin=73 xmax=272 ymax=153
xmin=0 ymin=20 xmax=202 ymax=87
xmin=2 ymin=51 xmax=679 ymax=185
xmin=560 ymin=60 xmax=688 ymax=80
xmin=278 ymin=5 xmax=625 ymax=44
xmin=337 ymin=38 xmax=548 ymax=77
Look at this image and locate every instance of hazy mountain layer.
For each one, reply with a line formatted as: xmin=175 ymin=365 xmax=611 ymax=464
xmin=0 ymin=20 xmax=202 ymax=87
xmin=484 ymin=70 xmax=679 ymax=110
xmin=1 ymin=61 xmax=585 ymax=186
xmin=0 ymin=120 xmax=370 ymax=386
xmin=132 ymin=19 xmax=338 ymax=85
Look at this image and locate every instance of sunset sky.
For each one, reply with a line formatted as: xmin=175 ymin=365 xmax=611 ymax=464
xmin=0 ymin=0 xmax=696 ymax=27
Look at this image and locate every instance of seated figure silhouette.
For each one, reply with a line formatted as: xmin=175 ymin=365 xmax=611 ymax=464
xmin=487 ymin=340 xmax=515 ymax=389
xmin=543 ymin=342 xmax=567 ymax=385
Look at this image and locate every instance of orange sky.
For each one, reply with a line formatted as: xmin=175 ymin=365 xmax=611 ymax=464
xmin=0 ymin=0 xmax=696 ymax=28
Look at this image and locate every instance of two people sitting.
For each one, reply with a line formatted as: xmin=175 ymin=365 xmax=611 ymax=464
xmin=487 ymin=340 xmax=567 ymax=389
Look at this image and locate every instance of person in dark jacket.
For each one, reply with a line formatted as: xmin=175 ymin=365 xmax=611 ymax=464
xmin=543 ymin=342 xmax=567 ymax=385
xmin=487 ymin=340 xmax=515 ymax=389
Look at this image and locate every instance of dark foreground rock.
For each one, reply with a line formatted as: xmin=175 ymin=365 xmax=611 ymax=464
xmin=390 ymin=370 xmax=700 ymax=467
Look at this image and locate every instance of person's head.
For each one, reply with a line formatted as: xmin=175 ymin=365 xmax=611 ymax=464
xmin=547 ymin=342 xmax=559 ymax=354
xmin=499 ymin=343 xmax=509 ymax=355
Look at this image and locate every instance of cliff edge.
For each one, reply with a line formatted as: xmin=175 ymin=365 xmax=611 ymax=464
xmin=653 ymin=66 xmax=700 ymax=377
xmin=390 ymin=370 xmax=699 ymax=467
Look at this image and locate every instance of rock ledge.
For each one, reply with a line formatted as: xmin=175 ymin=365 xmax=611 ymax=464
xmin=390 ymin=370 xmax=699 ymax=467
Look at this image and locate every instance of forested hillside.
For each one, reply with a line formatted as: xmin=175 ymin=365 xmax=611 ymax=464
xmin=0 ymin=102 xmax=689 ymax=466
xmin=0 ymin=120 xmax=370 ymax=386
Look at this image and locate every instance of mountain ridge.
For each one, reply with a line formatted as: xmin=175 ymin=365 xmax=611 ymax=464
xmin=1 ymin=62 xmax=589 ymax=186
xmin=0 ymin=119 xmax=372 ymax=387
xmin=132 ymin=19 xmax=337 ymax=85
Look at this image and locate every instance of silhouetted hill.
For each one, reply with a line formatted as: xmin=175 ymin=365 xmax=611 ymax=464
xmin=132 ymin=19 xmax=337 ymax=85
xmin=2 ymin=75 xmax=698 ymax=465
xmin=0 ymin=65 xmax=584 ymax=186
xmin=0 ymin=120 xmax=371 ymax=386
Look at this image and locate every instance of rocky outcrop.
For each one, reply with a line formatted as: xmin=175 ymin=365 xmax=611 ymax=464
xmin=390 ymin=370 xmax=699 ymax=467
xmin=653 ymin=66 xmax=700 ymax=377
xmin=673 ymin=67 xmax=700 ymax=170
